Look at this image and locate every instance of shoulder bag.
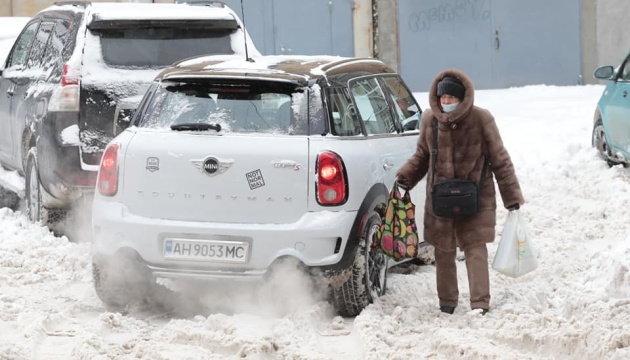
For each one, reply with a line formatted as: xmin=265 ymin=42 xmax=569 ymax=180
xmin=431 ymin=118 xmax=488 ymax=219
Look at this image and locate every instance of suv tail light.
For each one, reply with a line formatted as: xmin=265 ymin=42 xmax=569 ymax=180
xmin=316 ymin=151 xmax=347 ymax=205
xmin=97 ymin=144 xmax=120 ymax=196
xmin=48 ymin=63 xmax=80 ymax=112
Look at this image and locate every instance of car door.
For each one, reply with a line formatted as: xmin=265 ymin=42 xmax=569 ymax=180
xmin=0 ymin=21 xmax=39 ymax=168
xmin=12 ymin=21 xmax=55 ymax=171
xmin=348 ymin=75 xmax=414 ymax=189
xmin=604 ymin=54 xmax=630 ymax=156
xmin=377 ymin=75 xmax=426 ymax=219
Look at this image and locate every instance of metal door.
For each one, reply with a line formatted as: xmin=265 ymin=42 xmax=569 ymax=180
xmin=398 ymin=0 xmax=495 ymax=92
xmin=222 ymin=0 xmax=354 ymax=56
xmin=491 ymin=0 xmax=581 ymax=87
xmin=398 ymin=0 xmax=582 ymax=91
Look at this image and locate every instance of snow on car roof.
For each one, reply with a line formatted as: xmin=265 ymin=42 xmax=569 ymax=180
xmin=88 ymin=3 xmax=236 ymax=21
xmin=162 ymin=55 xmax=392 ymax=84
xmin=41 ymin=2 xmax=236 ymax=21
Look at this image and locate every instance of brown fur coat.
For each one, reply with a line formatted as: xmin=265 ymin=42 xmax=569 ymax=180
xmin=396 ymin=69 xmax=524 ymax=251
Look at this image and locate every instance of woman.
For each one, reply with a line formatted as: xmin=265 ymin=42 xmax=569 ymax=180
xmin=396 ymin=69 xmax=524 ymax=315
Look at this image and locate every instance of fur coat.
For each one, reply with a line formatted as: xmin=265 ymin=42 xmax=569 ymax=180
xmin=396 ymin=69 xmax=524 ymax=252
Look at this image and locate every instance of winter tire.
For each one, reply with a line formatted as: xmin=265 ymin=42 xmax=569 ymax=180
xmin=24 ymin=149 xmax=68 ymax=227
xmin=92 ymin=260 xmax=154 ymax=309
xmin=592 ymin=119 xmax=619 ymax=167
xmin=330 ymin=210 xmax=388 ymax=317
xmin=24 ymin=149 xmax=48 ymax=224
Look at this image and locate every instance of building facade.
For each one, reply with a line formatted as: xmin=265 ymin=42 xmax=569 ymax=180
xmin=2 ymin=0 xmax=629 ymax=91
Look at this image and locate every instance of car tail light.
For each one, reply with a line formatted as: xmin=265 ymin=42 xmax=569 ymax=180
xmin=316 ymin=151 xmax=347 ymax=205
xmin=48 ymin=63 xmax=80 ymax=112
xmin=97 ymin=144 xmax=119 ymax=196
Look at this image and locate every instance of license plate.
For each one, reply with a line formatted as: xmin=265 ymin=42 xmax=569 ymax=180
xmin=163 ymin=238 xmax=249 ymax=263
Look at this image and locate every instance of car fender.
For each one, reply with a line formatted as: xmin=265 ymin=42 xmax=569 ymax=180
xmin=593 ymin=107 xmax=602 ymax=126
xmin=320 ymin=182 xmax=388 ymax=272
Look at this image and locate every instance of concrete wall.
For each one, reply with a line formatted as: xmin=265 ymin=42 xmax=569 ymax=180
xmin=0 ymin=0 xmax=125 ymax=16
xmin=375 ymin=0 xmax=398 ymax=72
xmin=353 ymin=0 xmax=373 ymax=58
xmin=581 ymin=0 xmax=597 ymax=84
xmin=596 ymin=0 xmax=630 ymax=68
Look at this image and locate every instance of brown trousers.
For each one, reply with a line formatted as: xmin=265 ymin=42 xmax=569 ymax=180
xmin=434 ymin=244 xmax=490 ymax=309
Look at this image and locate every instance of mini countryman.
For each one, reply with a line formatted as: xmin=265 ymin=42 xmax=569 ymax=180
xmin=91 ymin=54 xmax=424 ymax=316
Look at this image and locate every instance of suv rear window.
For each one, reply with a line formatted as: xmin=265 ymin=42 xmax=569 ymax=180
xmin=137 ymin=80 xmax=316 ymax=135
xmin=89 ymin=20 xmax=239 ymax=67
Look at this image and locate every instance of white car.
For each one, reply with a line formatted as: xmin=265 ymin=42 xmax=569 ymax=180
xmin=91 ymin=54 xmax=424 ymax=316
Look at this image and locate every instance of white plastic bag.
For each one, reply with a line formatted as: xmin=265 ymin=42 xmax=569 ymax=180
xmin=492 ymin=210 xmax=537 ymax=278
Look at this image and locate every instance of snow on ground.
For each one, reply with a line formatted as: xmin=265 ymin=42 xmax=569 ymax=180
xmin=1 ymin=84 xmax=630 ymax=359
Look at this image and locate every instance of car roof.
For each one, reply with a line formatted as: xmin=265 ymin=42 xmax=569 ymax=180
xmin=157 ymin=55 xmax=396 ymax=87
xmin=40 ymin=2 xmax=237 ymax=21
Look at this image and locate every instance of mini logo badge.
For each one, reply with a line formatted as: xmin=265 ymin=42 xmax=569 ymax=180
xmin=191 ymin=156 xmax=233 ymax=177
xmin=146 ymin=157 xmax=159 ymax=172
xmin=203 ymin=158 xmax=219 ymax=175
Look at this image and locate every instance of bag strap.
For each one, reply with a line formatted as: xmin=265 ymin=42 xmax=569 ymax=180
xmin=431 ymin=118 xmax=438 ymax=187
xmin=431 ymin=117 xmax=489 ymax=189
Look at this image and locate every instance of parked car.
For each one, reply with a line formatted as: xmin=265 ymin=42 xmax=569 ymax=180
xmin=91 ymin=54 xmax=424 ymax=316
xmin=593 ymin=52 xmax=630 ymax=166
xmin=0 ymin=1 xmax=259 ymax=226
xmin=0 ymin=17 xmax=31 ymax=66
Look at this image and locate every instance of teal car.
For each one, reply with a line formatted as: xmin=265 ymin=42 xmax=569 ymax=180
xmin=593 ymin=54 xmax=630 ymax=166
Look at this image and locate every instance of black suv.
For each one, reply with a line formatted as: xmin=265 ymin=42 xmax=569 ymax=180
xmin=0 ymin=1 xmax=258 ymax=226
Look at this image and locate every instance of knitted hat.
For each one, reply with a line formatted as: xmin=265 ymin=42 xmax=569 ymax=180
xmin=437 ymin=76 xmax=465 ymax=100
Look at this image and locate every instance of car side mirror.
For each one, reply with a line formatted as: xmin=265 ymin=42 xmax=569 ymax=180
xmin=593 ymin=65 xmax=615 ymax=80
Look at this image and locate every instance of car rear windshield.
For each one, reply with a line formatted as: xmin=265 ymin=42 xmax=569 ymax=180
xmin=91 ymin=24 xmax=236 ymax=67
xmin=136 ymin=80 xmax=324 ymax=135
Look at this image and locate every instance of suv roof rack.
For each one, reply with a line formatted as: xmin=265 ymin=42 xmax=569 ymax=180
xmin=53 ymin=1 xmax=91 ymax=7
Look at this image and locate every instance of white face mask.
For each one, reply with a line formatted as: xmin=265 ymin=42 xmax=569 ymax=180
xmin=441 ymin=102 xmax=459 ymax=113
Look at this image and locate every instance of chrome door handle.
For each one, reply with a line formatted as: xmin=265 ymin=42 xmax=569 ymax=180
xmin=383 ymin=162 xmax=394 ymax=170
xmin=6 ymin=85 xmax=14 ymax=97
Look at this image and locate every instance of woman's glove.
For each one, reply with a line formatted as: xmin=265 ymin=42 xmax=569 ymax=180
xmin=395 ymin=176 xmax=410 ymax=190
xmin=507 ymin=203 xmax=520 ymax=211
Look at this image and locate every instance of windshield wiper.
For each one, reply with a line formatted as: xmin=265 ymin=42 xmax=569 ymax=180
xmin=170 ymin=123 xmax=221 ymax=132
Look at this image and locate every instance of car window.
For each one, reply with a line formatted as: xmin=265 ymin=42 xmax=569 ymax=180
xmin=327 ymin=87 xmax=361 ymax=136
xmin=41 ymin=19 xmax=72 ymax=80
xmin=94 ymin=27 xmax=236 ymax=67
xmin=138 ymin=80 xmax=310 ymax=135
xmin=27 ymin=21 xmax=54 ymax=69
xmin=55 ymin=18 xmax=75 ymax=62
xmin=6 ymin=21 xmax=39 ymax=69
xmin=350 ymin=77 xmax=396 ymax=135
xmin=380 ymin=75 xmax=421 ymax=132
xmin=619 ymin=56 xmax=630 ymax=81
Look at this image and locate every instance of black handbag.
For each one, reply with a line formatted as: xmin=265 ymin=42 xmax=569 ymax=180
xmin=430 ymin=118 xmax=488 ymax=219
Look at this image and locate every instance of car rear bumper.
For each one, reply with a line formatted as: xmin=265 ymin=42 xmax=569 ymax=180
xmin=91 ymin=201 xmax=357 ymax=279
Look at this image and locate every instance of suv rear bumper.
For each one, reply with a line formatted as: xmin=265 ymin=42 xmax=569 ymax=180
xmin=91 ymin=201 xmax=358 ymax=279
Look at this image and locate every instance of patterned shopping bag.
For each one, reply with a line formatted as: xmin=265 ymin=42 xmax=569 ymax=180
xmin=374 ymin=184 xmax=419 ymax=261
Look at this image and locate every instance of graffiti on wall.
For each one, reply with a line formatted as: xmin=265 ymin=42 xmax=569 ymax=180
xmin=408 ymin=0 xmax=491 ymax=32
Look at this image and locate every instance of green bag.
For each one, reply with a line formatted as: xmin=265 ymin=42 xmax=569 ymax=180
xmin=374 ymin=184 xmax=419 ymax=261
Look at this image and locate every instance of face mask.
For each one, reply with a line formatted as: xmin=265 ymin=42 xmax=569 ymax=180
xmin=441 ymin=102 xmax=459 ymax=113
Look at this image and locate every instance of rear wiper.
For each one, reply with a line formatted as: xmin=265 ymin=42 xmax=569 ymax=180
xmin=170 ymin=123 xmax=222 ymax=132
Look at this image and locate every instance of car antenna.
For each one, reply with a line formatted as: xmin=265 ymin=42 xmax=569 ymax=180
xmin=240 ymin=0 xmax=254 ymax=62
